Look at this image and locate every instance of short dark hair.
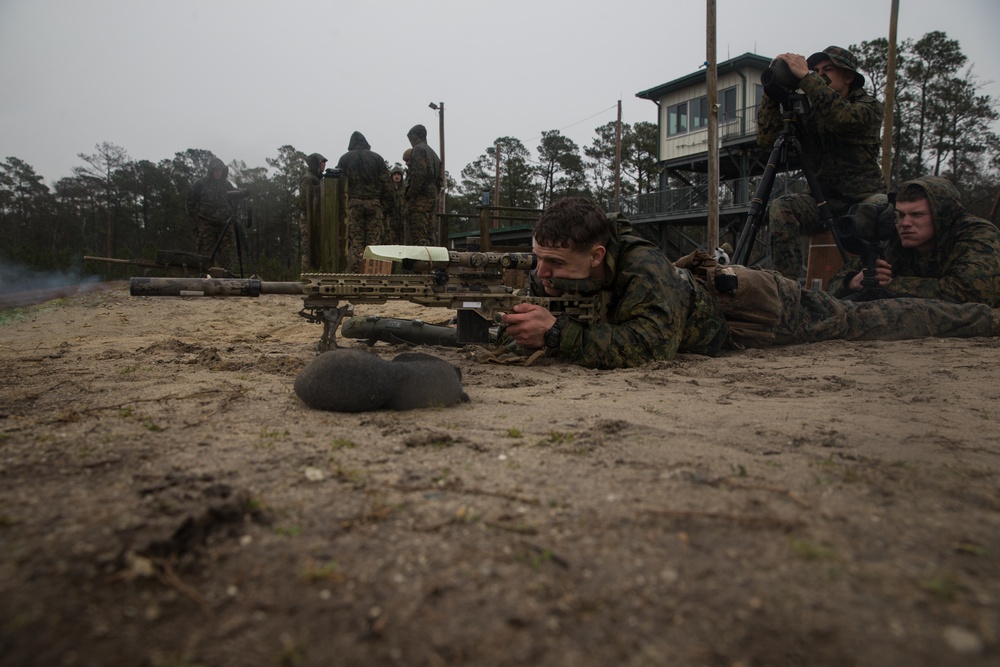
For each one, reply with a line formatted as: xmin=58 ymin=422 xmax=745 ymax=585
xmin=895 ymin=183 xmax=929 ymax=204
xmin=533 ymin=196 xmax=611 ymax=251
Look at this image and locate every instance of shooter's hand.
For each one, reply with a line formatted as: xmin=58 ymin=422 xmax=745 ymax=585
xmin=774 ymin=53 xmax=810 ymax=80
xmin=848 ymin=259 xmax=894 ymax=291
xmin=501 ymin=303 xmax=556 ymax=350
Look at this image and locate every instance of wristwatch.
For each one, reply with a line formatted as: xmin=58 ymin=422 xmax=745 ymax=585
xmin=544 ymin=318 xmax=563 ymax=350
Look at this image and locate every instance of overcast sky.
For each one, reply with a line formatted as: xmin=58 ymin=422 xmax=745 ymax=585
xmin=1 ymin=0 xmax=998 ymax=186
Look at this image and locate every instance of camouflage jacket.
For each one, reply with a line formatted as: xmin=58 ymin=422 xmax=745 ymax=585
xmin=531 ymin=234 xmax=728 ymax=369
xmin=185 ymin=157 xmax=236 ymax=224
xmin=299 ymin=153 xmax=325 ymax=218
xmin=828 ymin=176 xmax=1000 ymax=305
xmin=758 ymin=74 xmax=885 ymax=213
xmin=336 ymin=132 xmax=392 ymax=203
xmin=404 ymin=124 xmax=441 ymax=208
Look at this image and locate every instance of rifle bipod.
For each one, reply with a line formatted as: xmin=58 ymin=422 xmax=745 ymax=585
xmin=299 ymin=300 xmax=355 ymax=352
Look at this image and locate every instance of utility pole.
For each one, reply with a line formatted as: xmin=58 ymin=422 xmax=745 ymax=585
xmin=614 ymin=100 xmax=622 ymax=212
xmin=706 ymin=0 xmax=719 ymax=251
xmin=494 ymin=140 xmax=500 ymax=227
xmin=882 ymin=0 xmax=899 ymax=188
xmin=429 ymin=101 xmax=446 ymax=243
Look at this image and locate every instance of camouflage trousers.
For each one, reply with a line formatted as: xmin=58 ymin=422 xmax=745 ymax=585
xmin=770 ymin=271 xmax=999 ymax=343
xmin=404 ymin=199 xmax=438 ymax=246
xmin=386 ymin=191 xmax=405 ymax=245
xmin=195 ymin=218 xmax=235 ymax=275
xmin=299 ymin=213 xmax=312 ymax=273
xmin=767 ymin=194 xmax=847 ymax=281
xmin=346 ymin=199 xmax=387 ymax=273
xmin=386 ymin=207 xmax=404 ymax=245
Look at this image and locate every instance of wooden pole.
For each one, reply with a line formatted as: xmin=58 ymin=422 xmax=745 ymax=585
xmin=614 ymin=100 xmax=622 ymax=212
xmin=438 ymin=102 xmax=446 ymax=214
xmin=437 ymin=102 xmax=446 ymax=245
xmin=881 ymin=0 xmax=899 ymax=188
xmin=493 ymin=140 xmax=500 ymax=228
xmin=706 ymin=0 xmax=719 ymax=251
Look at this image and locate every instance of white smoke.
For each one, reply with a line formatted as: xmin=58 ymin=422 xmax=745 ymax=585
xmin=0 ymin=259 xmax=101 ymax=296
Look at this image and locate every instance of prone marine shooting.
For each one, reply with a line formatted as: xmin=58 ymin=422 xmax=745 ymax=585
xmin=101 ymin=44 xmax=1000 ymax=412
xmin=124 ymin=187 xmax=1000 ymax=415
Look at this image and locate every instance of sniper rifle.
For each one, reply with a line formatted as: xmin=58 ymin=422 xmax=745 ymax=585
xmin=128 ymin=246 xmax=601 ymax=351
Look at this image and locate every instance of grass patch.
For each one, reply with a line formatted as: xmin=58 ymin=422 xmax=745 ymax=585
xmin=955 ymin=542 xmax=987 ymax=557
xmin=546 ymin=431 xmax=575 ymax=445
xmin=789 ymin=537 xmax=835 ymax=561
xmin=0 ymin=308 xmax=30 ymax=327
xmin=923 ymin=573 xmax=964 ymax=601
xmin=275 ymin=525 xmax=301 ymax=537
xmin=330 ymin=437 xmax=356 ymax=450
xmin=301 ymin=559 xmax=343 ymax=584
xmin=142 ymin=418 xmax=164 ymax=432
xmin=330 ymin=458 xmax=366 ymax=486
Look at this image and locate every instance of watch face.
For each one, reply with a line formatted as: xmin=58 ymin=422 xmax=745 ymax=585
xmin=545 ymin=325 xmax=561 ymax=349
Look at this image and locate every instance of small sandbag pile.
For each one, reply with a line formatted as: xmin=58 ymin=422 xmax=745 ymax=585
xmin=294 ymin=349 xmax=469 ymax=412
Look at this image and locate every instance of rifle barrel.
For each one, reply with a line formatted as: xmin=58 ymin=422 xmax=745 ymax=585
xmin=85 ymin=256 xmax=163 ymax=268
xmin=129 ymin=277 xmax=303 ymax=297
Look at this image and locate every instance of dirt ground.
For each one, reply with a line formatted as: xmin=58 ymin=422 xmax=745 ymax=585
xmin=1 ymin=282 xmax=998 ymax=667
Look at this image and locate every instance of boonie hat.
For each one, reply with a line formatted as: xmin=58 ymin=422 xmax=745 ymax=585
xmin=806 ymin=45 xmax=865 ymax=89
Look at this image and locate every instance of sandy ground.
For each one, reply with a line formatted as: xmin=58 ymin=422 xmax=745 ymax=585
xmin=1 ymin=283 xmax=998 ymax=666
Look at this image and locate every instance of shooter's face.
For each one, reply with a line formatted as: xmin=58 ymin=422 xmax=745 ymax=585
xmin=532 ymin=240 xmax=605 ymax=296
xmin=895 ymin=198 xmax=935 ymax=254
xmin=812 ymin=59 xmax=853 ymax=97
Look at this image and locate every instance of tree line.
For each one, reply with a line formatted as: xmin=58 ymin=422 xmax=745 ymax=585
xmin=1 ymin=31 xmax=996 ymax=285
xmin=852 ymin=30 xmax=1000 ymax=211
xmin=0 ymin=123 xmax=660 ymax=283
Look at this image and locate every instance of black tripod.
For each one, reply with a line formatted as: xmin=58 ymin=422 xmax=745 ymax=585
xmin=208 ymin=194 xmax=257 ymax=278
xmin=731 ymin=94 xmax=849 ymax=270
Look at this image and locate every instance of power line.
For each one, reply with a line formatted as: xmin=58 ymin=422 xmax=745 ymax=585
xmin=525 ymin=104 xmax=619 ymax=145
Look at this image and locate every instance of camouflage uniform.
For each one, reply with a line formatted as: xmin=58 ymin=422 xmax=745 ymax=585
xmin=769 ymin=271 xmax=997 ymax=344
xmin=403 ymin=124 xmax=441 ymax=246
xmin=336 ymin=132 xmax=392 ymax=272
xmin=757 ymin=46 xmax=885 ymax=280
xmin=535 ymin=234 xmax=729 ymax=369
xmin=186 ymin=157 xmax=237 ymax=272
xmin=299 ymin=153 xmax=326 ymax=273
xmin=828 ymin=176 xmax=1000 ymax=306
xmin=529 ymin=231 xmax=998 ymax=370
xmin=386 ymin=165 xmax=406 ymax=244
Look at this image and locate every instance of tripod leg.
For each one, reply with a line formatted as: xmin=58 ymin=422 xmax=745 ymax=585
xmin=234 ymin=221 xmax=245 ymax=278
xmin=733 ymin=130 xmax=786 ymax=266
xmin=784 ymin=135 xmax=849 ymax=265
xmin=207 ymin=219 xmax=234 ymax=275
xmin=233 ymin=219 xmax=258 ymax=278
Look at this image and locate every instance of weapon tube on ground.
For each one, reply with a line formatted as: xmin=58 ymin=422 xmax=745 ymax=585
xmin=341 ymin=316 xmax=460 ymax=347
